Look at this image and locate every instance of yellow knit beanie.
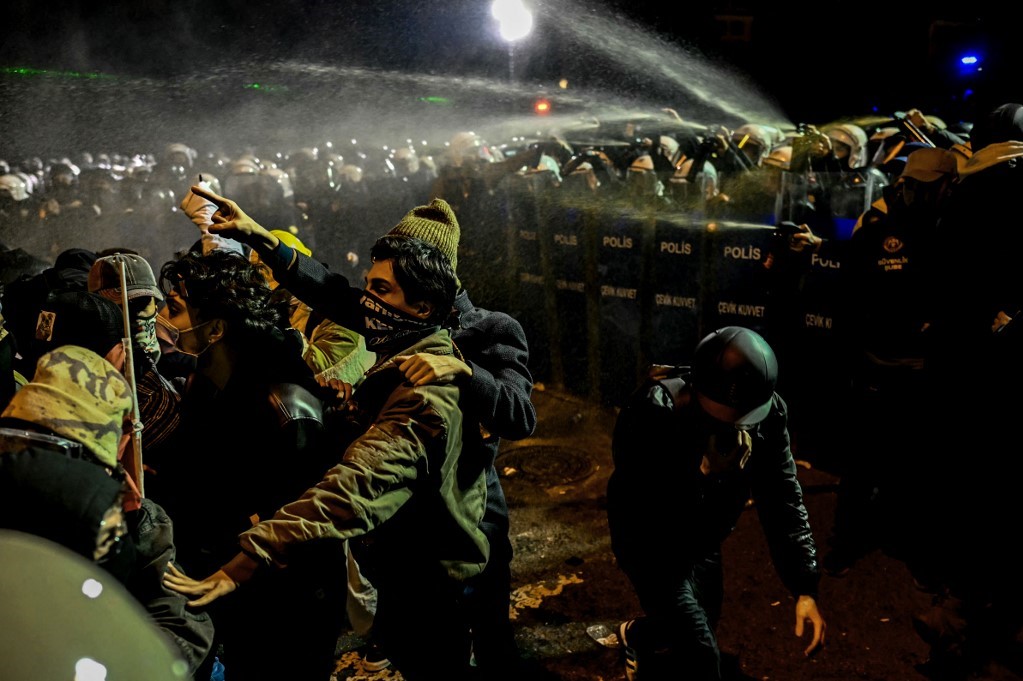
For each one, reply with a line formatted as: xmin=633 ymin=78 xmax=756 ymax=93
xmin=2 ymin=346 xmax=133 ymax=468
xmin=387 ymin=199 xmax=460 ymax=271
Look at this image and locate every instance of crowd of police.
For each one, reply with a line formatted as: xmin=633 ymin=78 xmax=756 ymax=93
xmin=0 ymin=107 xmax=980 ymax=425
xmin=0 ymin=107 xmax=962 ymax=270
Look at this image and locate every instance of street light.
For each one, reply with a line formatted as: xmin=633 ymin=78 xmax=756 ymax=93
xmin=492 ymin=0 xmax=533 ymax=83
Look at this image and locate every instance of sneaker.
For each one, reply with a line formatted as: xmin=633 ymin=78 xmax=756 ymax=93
xmin=361 ymin=641 xmax=392 ymax=672
xmin=619 ymin=619 xmax=639 ymax=681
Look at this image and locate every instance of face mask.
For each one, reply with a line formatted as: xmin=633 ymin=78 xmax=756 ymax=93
xmin=693 ymin=404 xmax=753 ymax=475
xmin=133 ymin=313 xmax=160 ymax=359
xmin=173 ymin=319 xmax=215 ymax=358
xmin=155 ymin=313 xmax=179 ymax=348
xmin=699 ymin=428 xmax=752 ymax=475
xmin=358 ymin=290 xmax=434 ymax=352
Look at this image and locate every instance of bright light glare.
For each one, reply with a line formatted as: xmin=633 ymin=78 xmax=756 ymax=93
xmin=81 ymin=578 xmax=104 ymax=599
xmin=491 ymin=0 xmax=521 ymax=21
xmin=492 ymin=0 xmax=533 ymax=42
xmin=75 ymin=658 xmax=108 ymax=681
xmin=960 ymin=55 xmax=978 ymax=65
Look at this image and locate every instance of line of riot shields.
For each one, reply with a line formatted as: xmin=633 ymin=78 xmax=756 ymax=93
xmin=454 ymin=168 xmax=883 ymax=408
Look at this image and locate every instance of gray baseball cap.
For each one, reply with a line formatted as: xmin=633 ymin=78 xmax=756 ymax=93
xmin=88 ymin=253 xmax=164 ymax=305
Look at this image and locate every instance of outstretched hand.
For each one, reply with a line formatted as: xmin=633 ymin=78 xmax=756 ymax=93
xmin=794 ymin=594 xmax=827 ymax=657
xmin=163 ymin=562 xmax=238 ymax=607
xmin=394 ymin=352 xmax=471 ymax=386
xmin=187 ymin=185 xmax=279 ymax=249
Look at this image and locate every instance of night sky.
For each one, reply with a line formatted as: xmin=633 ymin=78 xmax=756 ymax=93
xmin=1 ymin=1 xmax=1016 ymax=158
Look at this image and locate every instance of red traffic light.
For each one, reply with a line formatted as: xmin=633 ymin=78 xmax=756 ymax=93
xmin=533 ymin=98 xmax=552 ymax=115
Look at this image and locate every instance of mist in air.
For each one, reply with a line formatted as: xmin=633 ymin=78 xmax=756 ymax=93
xmin=1 ymin=0 xmax=788 ymax=161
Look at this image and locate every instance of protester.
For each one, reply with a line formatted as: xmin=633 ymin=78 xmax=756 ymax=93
xmin=365 ymin=198 xmax=537 ymax=676
xmin=87 ymin=252 xmax=183 ymax=485
xmin=153 ymin=248 xmax=344 ymax=681
xmin=607 ymin=326 xmax=826 ymax=680
xmin=0 ymin=345 xmax=215 ymax=676
xmin=164 ymin=232 xmax=488 ymax=681
xmin=1 ymin=247 xmax=97 ymax=377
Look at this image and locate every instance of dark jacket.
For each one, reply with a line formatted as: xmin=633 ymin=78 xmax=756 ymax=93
xmin=606 ymin=369 xmax=819 ymax=600
xmin=931 ymin=140 xmax=1023 ymax=360
xmin=152 ymin=367 xmax=332 ymax=576
xmin=452 ymin=290 xmax=536 ymax=458
xmin=450 ymin=290 xmax=536 ymax=535
xmin=150 ymin=322 xmax=344 ymax=681
xmin=842 ymin=182 xmax=939 ymax=364
xmin=0 ymin=441 xmax=215 ymax=674
xmin=0 ymin=247 xmax=96 ymax=376
xmin=124 ymin=497 xmax=216 ymax=674
xmin=0 ymin=442 xmax=123 ymax=559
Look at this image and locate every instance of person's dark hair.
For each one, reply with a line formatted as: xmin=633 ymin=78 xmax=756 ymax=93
xmin=370 ymin=234 xmax=456 ymax=324
xmin=52 ymin=248 xmax=97 ymax=272
xmin=158 ymin=249 xmax=280 ymax=342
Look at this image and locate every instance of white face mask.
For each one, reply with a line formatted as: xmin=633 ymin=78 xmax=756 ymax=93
xmin=155 ymin=313 xmax=180 ymax=344
xmin=172 ymin=319 xmax=214 ymax=358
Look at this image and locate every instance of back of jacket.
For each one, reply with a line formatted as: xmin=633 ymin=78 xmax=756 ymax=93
xmin=238 ymin=329 xmax=490 ymax=582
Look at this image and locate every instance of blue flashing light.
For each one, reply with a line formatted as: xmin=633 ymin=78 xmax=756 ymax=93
xmin=956 ymin=52 xmax=982 ymax=76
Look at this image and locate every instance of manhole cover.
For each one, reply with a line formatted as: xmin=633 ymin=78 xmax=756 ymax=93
xmin=497 ymin=445 xmax=596 ymax=485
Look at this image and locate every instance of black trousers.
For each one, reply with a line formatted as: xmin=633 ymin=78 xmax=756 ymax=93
xmin=464 ymin=468 xmax=518 ymax=672
xmin=203 ymin=540 xmax=348 ymax=681
xmin=621 ymin=550 xmax=725 ymax=681
xmin=367 ymin=557 xmax=474 ymax=681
